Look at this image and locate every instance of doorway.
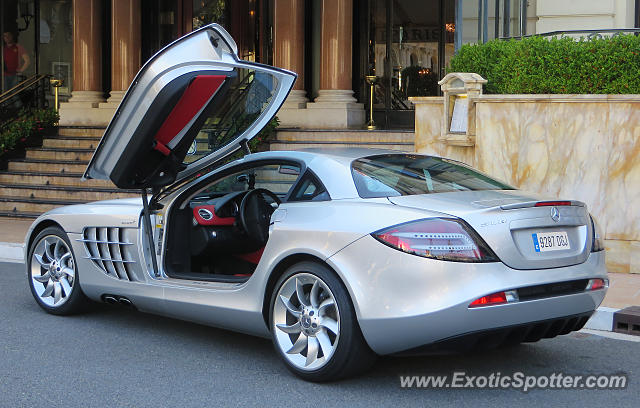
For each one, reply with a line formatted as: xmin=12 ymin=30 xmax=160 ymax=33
xmin=141 ymin=0 xmax=269 ymax=65
xmin=358 ymin=0 xmax=455 ymax=129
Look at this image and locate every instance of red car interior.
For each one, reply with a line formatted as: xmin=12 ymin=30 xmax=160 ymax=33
xmin=192 ymin=205 xmax=235 ymax=226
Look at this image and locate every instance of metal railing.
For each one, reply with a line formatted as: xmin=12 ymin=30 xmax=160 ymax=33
xmin=500 ymin=28 xmax=640 ymax=41
xmin=0 ymin=74 xmax=51 ymax=127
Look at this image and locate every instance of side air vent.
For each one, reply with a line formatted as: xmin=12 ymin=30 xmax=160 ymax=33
xmin=79 ymin=227 xmax=137 ymax=281
xmin=198 ymin=208 xmax=213 ymax=221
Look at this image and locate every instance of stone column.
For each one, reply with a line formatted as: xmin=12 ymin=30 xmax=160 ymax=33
xmin=68 ymin=0 xmax=104 ymax=106
xmin=317 ymin=0 xmax=353 ymax=102
xmin=305 ymin=0 xmax=364 ymax=128
xmin=59 ymin=0 xmax=107 ymax=125
xmin=273 ymin=0 xmax=307 ymax=109
xmin=103 ymin=0 xmax=141 ymax=107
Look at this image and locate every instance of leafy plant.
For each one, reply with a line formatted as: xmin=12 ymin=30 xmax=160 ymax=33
xmin=0 ymin=108 xmax=59 ymax=158
xmin=448 ymin=34 xmax=640 ymax=94
xmin=248 ymin=116 xmax=280 ymax=152
xmin=32 ymin=108 xmax=60 ymax=129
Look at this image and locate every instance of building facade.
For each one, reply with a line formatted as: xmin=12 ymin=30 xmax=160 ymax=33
xmin=2 ymin=0 xmax=639 ymax=129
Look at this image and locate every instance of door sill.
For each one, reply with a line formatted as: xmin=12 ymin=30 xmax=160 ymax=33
xmin=164 ymin=271 xmax=251 ymax=283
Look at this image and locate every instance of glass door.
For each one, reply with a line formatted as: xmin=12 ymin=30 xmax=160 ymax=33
xmin=365 ymin=0 xmax=455 ymax=129
xmin=193 ymin=0 xmax=267 ymax=64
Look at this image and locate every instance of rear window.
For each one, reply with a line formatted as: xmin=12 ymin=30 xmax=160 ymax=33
xmin=351 ymin=154 xmax=513 ymax=198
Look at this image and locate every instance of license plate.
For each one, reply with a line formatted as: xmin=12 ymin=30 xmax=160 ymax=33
xmin=532 ymin=231 xmax=570 ymax=252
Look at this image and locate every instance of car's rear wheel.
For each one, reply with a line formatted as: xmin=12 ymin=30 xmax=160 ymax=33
xmin=269 ymin=261 xmax=376 ymax=381
xmin=27 ymin=226 xmax=89 ymax=315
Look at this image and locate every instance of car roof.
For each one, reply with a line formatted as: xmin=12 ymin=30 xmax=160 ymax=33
xmin=241 ymin=148 xmax=420 ymax=200
xmin=247 ymin=147 xmax=416 ymax=164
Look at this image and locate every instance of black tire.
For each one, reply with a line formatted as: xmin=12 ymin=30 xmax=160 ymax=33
xmin=27 ymin=226 xmax=90 ymax=315
xmin=269 ymin=261 xmax=377 ymax=382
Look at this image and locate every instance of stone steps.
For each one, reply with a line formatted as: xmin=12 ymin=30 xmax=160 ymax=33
xmin=42 ymin=137 xmax=101 ymax=150
xmin=270 ymin=140 xmax=414 ymax=152
xmin=275 ymin=129 xmax=415 ymax=143
xmin=270 ymin=129 xmax=415 ymax=152
xmin=0 ymin=126 xmax=136 ymax=219
xmin=0 ymin=184 xmax=135 ymax=201
xmin=58 ymin=127 xmax=105 ymax=138
xmin=0 ymin=126 xmax=416 ymax=219
xmin=0 ymin=196 xmax=89 ymax=214
xmin=8 ymin=159 xmax=90 ymax=174
xmin=26 ymin=147 xmax=95 ymax=161
xmin=0 ymin=171 xmax=117 ymax=188
xmin=0 ymin=210 xmax=43 ymax=219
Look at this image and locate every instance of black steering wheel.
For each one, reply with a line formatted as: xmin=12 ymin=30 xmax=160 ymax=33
xmin=239 ymin=188 xmax=281 ymax=245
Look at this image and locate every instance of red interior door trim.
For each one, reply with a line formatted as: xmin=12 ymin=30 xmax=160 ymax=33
xmin=153 ymin=75 xmax=226 ymax=156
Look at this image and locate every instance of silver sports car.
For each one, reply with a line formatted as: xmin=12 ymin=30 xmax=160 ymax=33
xmin=25 ymin=24 xmax=608 ymax=382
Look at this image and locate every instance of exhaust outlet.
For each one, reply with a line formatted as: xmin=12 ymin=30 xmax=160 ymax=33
xmin=118 ymin=297 xmax=134 ymax=307
xmin=103 ymin=295 xmax=118 ymax=305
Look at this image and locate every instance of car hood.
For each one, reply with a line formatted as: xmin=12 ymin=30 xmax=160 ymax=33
xmin=84 ymin=23 xmax=296 ymax=190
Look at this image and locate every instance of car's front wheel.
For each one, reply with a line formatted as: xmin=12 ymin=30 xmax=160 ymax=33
xmin=269 ymin=261 xmax=376 ymax=381
xmin=27 ymin=226 xmax=89 ymax=315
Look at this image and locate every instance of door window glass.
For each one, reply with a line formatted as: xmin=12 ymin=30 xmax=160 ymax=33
xmin=183 ymin=67 xmax=278 ymax=165
xmin=201 ymin=163 xmax=301 ymax=198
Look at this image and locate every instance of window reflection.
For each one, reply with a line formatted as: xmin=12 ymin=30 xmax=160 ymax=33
xmin=183 ymin=67 xmax=277 ymax=165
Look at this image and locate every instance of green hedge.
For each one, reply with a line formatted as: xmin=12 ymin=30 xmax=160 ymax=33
xmin=448 ymin=34 xmax=640 ymax=94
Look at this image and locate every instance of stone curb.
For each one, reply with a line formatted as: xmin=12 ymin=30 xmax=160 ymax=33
xmin=0 ymin=242 xmax=24 ymax=264
xmin=583 ymin=306 xmax=618 ymax=332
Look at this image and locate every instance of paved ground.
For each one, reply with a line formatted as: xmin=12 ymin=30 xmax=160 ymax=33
xmin=600 ymin=272 xmax=640 ymax=309
xmin=1 ymin=262 xmax=638 ymax=408
xmin=0 ymin=218 xmax=32 ymax=243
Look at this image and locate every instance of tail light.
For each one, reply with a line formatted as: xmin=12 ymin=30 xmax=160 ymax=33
xmin=590 ymin=215 xmax=605 ymax=252
xmin=469 ymin=290 xmax=518 ymax=308
xmin=586 ymin=278 xmax=607 ymax=291
xmin=372 ymin=218 xmax=499 ymax=262
xmin=469 ymin=292 xmax=507 ymax=307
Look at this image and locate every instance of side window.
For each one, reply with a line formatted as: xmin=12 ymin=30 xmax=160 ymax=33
xmin=289 ymin=171 xmax=330 ymax=202
xmin=202 ymin=171 xmax=247 ymax=194
xmin=253 ymin=164 xmax=301 ymax=195
xmin=201 ymin=162 xmax=301 ymax=197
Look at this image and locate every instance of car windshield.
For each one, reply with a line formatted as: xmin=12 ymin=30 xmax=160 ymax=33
xmin=351 ymin=154 xmax=513 ymax=198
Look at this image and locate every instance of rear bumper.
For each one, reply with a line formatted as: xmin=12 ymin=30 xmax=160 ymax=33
xmin=394 ymin=311 xmax=593 ymax=355
xmin=327 ymin=235 xmax=607 ymax=355
xmin=357 ymin=289 xmax=604 ymax=355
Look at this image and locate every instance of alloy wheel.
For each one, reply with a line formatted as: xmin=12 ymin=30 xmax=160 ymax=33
xmin=272 ymin=273 xmax=340 ymax=371
xmin=30 ymin=235 xmax=76 ymax=307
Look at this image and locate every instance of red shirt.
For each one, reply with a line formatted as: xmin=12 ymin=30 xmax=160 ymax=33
xmin=3 ymin=43 xmax=26 ymax=76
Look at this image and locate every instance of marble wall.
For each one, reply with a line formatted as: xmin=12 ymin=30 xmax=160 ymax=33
xmin=412 ymin=97 xmax=476 ymax=165
xmin=412 ymin=94 xmax=640 ymax=274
